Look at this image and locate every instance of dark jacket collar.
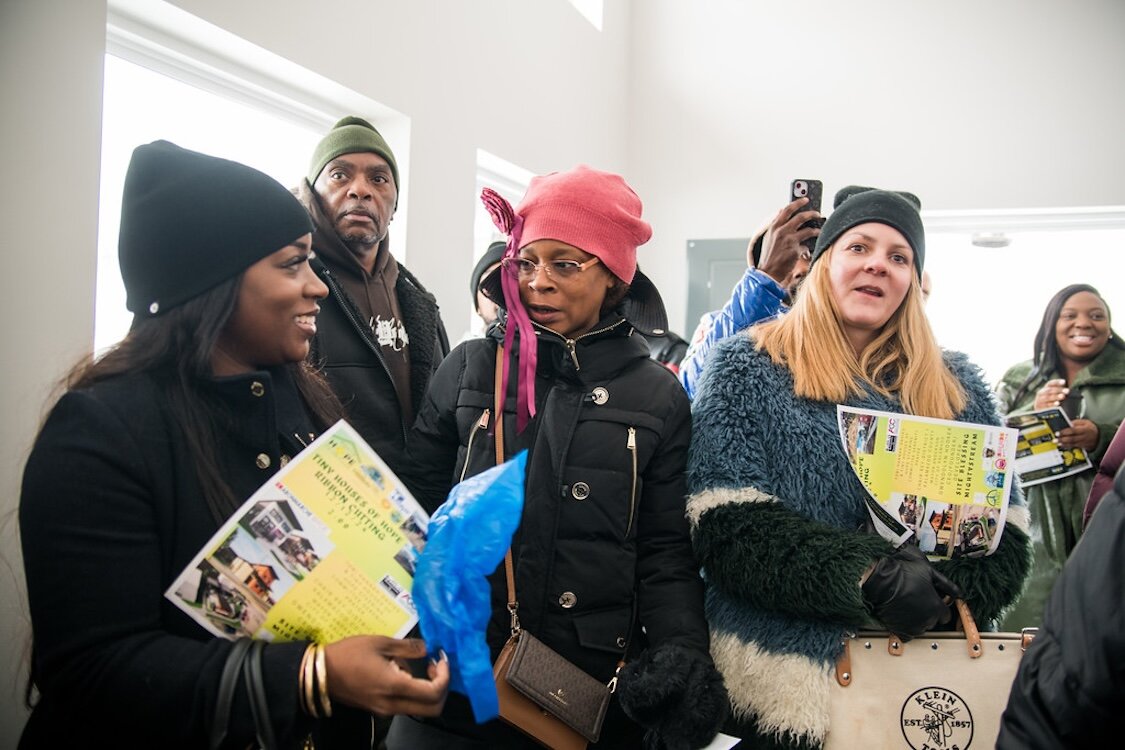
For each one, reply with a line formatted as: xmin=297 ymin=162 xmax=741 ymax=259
xmin=489 ymin=313 xmax=652 ymax=384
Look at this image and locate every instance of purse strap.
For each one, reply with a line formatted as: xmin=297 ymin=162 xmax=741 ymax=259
xmin=954 ymin=598 xmax=983 ymax=659
xmin=886 ymin=598 xmax=983 ymax=659
xmin=494 ymin=342 xmax=634 ymax=691
xmin=211 ymin=638 xmax=252 ymax=750
xmin=244 ymin=640 xmax=279 ymax=750
xmin=210 ymin=639 xmax=279 ymax=750
xmin=495 ymin=344 xmax=521 ymax=637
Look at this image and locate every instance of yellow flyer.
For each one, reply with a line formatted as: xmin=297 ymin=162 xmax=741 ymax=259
xmin=1004 ymin=408 xmax=1093 ymax=487
xmin=836 ymin=406 xmax=1018 ymax=559
xmin=165 ymin=419 xmax=428 ymax=642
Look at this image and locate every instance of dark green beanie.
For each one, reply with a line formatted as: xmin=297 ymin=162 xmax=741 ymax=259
xmin=119 ymin=140 xmax=313 ymax=316
xmin=811 ymin=186 xmax=925 ymax=279
xmin=307 ymin=115 xmax=399 ymax=190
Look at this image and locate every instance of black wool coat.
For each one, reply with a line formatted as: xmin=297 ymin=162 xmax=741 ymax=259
xmin=19 ymin=367 xmax=368 ymax=748
xmin=402 ymin=316 xmax=711 ymax=746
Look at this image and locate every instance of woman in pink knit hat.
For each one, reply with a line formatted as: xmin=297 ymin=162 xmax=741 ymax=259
xmin=393 ymin=166 xmax=728 ymax=749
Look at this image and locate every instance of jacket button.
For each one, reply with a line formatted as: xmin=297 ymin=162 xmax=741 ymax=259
xmin=250 ymin=381 xmax=265 ymax=397
xmin=559 ymin=592 xmax=577 ymax=608
xmin=571 ymin=482 xmax=590 ymax=500
xmin=255 ymin=453 xmax=271 ymax=469
xmin=616 ymin=636 xmax=627 ymax=648
xmin=591 ymin=387 xmax=609 ymax=405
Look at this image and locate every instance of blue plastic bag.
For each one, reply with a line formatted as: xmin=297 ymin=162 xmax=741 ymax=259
xmin=412 ymin=450 xmax=526 ymax=722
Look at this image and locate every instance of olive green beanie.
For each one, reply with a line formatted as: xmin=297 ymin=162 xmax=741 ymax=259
xmin=307 ymin=115 xmax=399 ymax=189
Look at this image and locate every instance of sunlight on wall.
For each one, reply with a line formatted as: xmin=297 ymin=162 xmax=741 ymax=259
xmin=96 ymin=54 xmax=323 ymax=353
xmin=568 ymin=0 xmax=604 ymax=31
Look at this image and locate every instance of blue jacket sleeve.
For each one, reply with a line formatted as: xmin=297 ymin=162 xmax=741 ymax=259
xmin=679 ymin=268 xmax=787 ymax=400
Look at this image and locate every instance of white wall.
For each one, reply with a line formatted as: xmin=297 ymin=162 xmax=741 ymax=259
xmin=0 ymin=1 xmax=107 ymax=744
xmin=627 ymin=0 xmax=1125 ymax=332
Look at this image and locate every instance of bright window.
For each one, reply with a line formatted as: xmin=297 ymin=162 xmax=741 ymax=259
xmin=925 ymin=225 xmax=1125 ymax=387
xmin=96 ymin=53 xmax=325 ymax=353
xmin=465 ymin=149 xmax=533 ymax=339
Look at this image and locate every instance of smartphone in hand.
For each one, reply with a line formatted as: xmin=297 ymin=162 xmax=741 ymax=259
xmin=790 ymin=179 xmax=824 ymax=251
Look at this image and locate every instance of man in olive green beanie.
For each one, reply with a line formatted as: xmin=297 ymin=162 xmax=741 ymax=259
xmin=297 ymin=116 xmax=448 ymax=488
xmin=306 ymin=115 xmax=400 ymax=199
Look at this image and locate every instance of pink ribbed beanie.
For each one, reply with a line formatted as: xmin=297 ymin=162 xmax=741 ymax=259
xmin=514 ymin=165 xmax=652 ymax=282
xmin=480 ymin=165 xmax=652 ymax=432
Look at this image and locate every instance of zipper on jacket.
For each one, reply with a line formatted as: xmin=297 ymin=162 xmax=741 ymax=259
xmin=460 ymin=409 xmax=491 ymax=482
xmin=533 ymin=318 xmax=629 ymax=371
xmin=317 ymin=263 xmax=408 ymax=446
xmin=625 ymin=427 xmax=638 ymax=536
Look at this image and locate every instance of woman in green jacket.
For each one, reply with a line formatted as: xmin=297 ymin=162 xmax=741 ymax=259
xmin=996 ymin=284 xmax=1125 ymax=628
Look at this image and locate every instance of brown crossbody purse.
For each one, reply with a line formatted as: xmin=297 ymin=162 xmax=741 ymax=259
xmin=489 ymin=344 xmax=626 ymax=749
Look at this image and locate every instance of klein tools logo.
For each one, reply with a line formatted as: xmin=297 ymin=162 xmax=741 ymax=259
xmin=900 ymin=687 xmax=974 ymax=750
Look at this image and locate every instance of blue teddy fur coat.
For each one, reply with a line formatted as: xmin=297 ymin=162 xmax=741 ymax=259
xmin=687 ymin=333 xmax=1032 ymax=749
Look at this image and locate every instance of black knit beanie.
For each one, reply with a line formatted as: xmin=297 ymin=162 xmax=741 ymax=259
xmin=812 ymin=186 xmax=925 ymax=279
xmin=119 ymin=140 xmax=314 ymax=316
xmin=307 ymin=115 xmax=399 ymax=190
xmin=470 ymin=241 xmax=507 ymax=306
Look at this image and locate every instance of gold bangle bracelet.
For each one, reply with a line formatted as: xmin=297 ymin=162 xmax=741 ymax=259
xmin=315 ymin=643 xmax=332 ymax=718
xmin=300 ymin=643 xmax=318 ymax=717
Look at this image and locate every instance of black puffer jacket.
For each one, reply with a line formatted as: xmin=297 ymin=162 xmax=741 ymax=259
xmin=403 ymin=314 xmax=711 ymax=746
xmin=997 ymin=462 xmax=1125 ymax=749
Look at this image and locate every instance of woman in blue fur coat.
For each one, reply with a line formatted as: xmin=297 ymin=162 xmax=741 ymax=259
xmin=687 ymin=186 xmax=1031 ymax=749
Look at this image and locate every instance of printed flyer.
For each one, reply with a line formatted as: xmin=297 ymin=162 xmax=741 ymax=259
xmin=1004 ymin=408 xmax=1093 ymax=487
xmin=166 ymin=419 xmax=428 ymax=643
xmin=836 ymin=406 xmax=1018 ymax=559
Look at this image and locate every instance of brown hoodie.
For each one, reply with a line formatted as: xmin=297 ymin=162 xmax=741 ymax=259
xmin=298 ymin=180 xmax=414 ymax=426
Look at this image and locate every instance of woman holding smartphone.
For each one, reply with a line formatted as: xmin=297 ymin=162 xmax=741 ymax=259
xmin=19 ymin=141 xmax=448 ymax=749
xmin=687 ymin=186 xmax=1031 ymax=748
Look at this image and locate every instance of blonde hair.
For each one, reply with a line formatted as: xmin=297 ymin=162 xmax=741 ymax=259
xmin=752 ymin=244 xmax=966 ymax=419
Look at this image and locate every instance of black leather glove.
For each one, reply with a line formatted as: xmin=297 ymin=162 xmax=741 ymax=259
xmin=862 ymin=544 xmax=962 ymax=639
xmin=617 ymin=643 xmax=729 ymax=750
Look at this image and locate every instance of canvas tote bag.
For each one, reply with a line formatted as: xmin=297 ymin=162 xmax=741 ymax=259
xmin=825 ymin=600 xmax=1034 ymax=750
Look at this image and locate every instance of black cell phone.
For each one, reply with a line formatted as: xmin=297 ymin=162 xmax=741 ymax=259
xmin=790 ymin=179 xmax=824 ymax=250
xmin=1060 ymin=391 xmax=1085 ymax=421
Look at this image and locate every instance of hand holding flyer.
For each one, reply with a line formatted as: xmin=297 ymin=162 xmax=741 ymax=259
xmin=1004 ymin=408 xmax=1094 ymax=487
xmin=836 ymin=406 xmax=1018 ymax=560
xmin=166 ymin=420 xmax=429 ymax=643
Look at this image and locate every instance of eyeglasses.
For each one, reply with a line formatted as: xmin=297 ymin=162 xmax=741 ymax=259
xmin=501 ymin=256 xmax=602 ymax=281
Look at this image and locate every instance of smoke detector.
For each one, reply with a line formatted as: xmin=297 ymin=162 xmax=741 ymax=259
xmin=971 ymin=232 xmax=1011 ymax=248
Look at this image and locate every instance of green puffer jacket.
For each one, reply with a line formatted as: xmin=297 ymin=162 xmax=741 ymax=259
xmin=996 ymin=343 xmax=1125 ymax=628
